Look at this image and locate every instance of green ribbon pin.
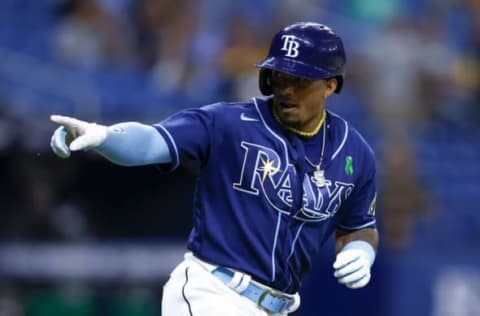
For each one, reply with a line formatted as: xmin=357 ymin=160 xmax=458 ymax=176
xmin=345 ymin=156 xmax=354 ymax=175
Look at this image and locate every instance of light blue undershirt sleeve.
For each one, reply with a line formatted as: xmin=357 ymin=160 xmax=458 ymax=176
xmin=94 ymin=122 xmax=172 ymax=166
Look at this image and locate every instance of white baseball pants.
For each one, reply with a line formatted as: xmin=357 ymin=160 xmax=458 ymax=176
xmin=161 ymin=253 xmax=299 ymax=316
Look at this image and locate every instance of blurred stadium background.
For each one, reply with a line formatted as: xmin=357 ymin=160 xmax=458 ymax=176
xmin=0 ymin=0 xmax=479 ymax=315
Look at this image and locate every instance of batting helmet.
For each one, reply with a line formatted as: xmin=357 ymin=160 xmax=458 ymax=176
xmin=256 ymin=22 xmax=346 ymax=95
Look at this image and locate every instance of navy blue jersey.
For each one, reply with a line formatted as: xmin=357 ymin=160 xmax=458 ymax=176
xmin=153 ymin=97 xmax=376 ymax=293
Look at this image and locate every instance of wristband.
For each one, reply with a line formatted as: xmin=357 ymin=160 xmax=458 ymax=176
xmin=341 ymin=240 xmax=376 ymax=265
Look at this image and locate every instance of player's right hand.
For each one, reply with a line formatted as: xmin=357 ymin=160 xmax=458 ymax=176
xmin=50 ymin=115 xmax=107 ymax=158
xmin=333 ymin=241 xmax=375 ymax=289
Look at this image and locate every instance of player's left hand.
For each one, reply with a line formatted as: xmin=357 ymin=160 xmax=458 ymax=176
xmin=333 ymin=242 xmax=374 ymax=289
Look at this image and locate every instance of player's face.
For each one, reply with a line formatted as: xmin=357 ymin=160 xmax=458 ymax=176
xmin=270 ymin=71 xmax=336 ymax=131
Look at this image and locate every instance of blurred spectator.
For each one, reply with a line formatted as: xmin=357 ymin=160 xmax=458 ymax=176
xmin=360 ymin=16 xmax=456 ymax=134
xmin=132 ymin=0 xmax=199 ymax=96
xmin=133 ymin=0 xmax=188 ymax=69
xmin=53 ymin=0 xmax=136 ymax=68
xmin=218 ymin=16 xmax=268 ymax=100
xmin=337 ymin=0 xmax=402 ymax=25
xmin=449 ymin=1 xmax=480 ymax=124
xmin=8 ymin=155 xmax=92 ymax=242
xmin=378 ymin=136 xmax=434 ymax=251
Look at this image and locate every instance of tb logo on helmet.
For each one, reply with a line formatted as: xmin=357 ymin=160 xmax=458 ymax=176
xmin=280 ymin=35 xmax=300 ymax=58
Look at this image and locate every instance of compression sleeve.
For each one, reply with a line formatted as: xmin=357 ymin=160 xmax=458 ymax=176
xmin=94 ymin=122 xmax=172 ymax=166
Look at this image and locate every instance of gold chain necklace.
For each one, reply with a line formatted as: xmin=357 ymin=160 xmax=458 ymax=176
xmin=272 ymin=106 xmax=328 ymax=187
xmin=272 ymin=106 xmax=326 ymax=138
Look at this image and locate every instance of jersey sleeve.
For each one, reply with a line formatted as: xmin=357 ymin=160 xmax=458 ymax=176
xmin=337 ymin=146 xmax=377 ymax=231
xmin=152 ymin=103 xmax=222 ymax=171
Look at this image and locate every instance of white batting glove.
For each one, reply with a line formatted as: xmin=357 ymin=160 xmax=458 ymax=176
xmin=50 ymin=115 xmax=107 ymax=158
xmin=333 ymin=241 xmax=375 ymax=289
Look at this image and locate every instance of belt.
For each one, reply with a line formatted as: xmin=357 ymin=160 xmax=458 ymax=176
xmin=211 ymin=267 xmax=296 ymax=314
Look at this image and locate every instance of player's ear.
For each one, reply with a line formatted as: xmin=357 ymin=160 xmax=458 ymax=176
xmin=324 ymin=78 xmax=338 ymax=98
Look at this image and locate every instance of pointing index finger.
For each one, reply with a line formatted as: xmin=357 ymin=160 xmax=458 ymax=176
xmin=50 ymin=115 xmax=86 ymax=129
xmin=51 ymin=114 xmax=72 ymax=125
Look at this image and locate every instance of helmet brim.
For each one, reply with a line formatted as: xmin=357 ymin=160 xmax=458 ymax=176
xmin=255 ymin=57 xmax=336 ymax=80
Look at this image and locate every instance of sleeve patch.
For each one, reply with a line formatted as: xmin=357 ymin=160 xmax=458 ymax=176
xmin=368 ymin=192 xmax=377 ymax=216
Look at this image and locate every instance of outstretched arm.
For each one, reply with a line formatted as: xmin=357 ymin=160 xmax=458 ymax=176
xmin=50 ymin=115 xmax=171 ymax=166
xmin=332 ymin=227 xmax=378 ymax=289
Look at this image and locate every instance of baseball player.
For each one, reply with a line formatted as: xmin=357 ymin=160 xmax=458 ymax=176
xmin=50 ymin=22 xmax=379 ymax=316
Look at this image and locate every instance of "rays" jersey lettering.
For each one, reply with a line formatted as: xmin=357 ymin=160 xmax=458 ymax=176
xmin=233 ymin=141 xmax=354 ymax=222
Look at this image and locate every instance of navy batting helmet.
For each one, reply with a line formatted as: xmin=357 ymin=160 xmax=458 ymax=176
xmin=256 ymin=22 xmax=346 ymax=95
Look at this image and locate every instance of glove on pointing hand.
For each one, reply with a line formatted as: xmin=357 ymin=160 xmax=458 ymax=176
xmin=50 ymin=115 xmax=107 ymax=158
